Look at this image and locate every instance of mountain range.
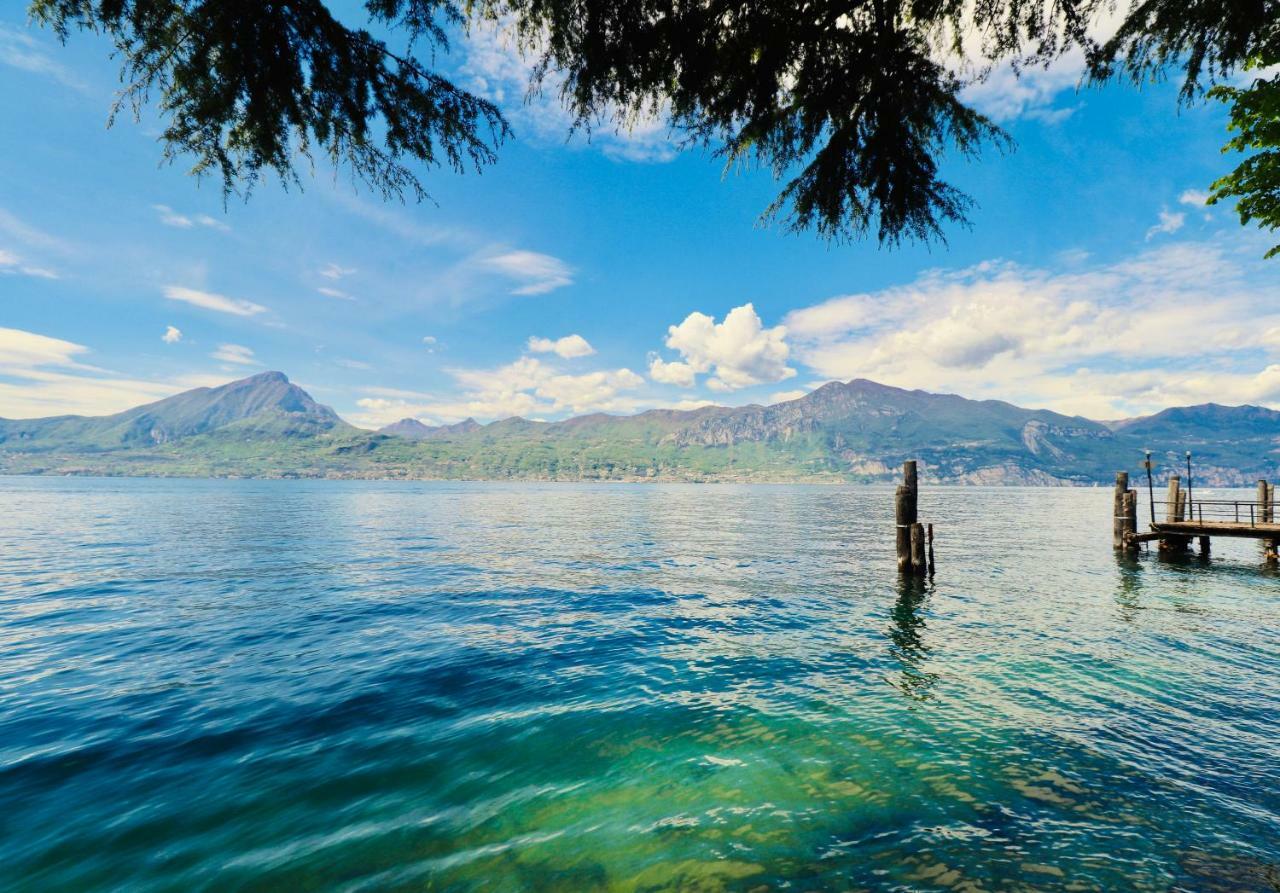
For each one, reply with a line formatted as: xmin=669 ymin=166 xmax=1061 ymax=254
xmin=1 ymin=371 xmax=1277 ymax=485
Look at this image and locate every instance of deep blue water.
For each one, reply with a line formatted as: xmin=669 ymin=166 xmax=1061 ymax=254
xmin=1 ymin=476 xmax=1278 ymax=891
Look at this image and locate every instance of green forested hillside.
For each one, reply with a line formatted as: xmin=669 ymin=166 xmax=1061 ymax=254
xmin=3 ymin=372 xmax=1278 ymax=484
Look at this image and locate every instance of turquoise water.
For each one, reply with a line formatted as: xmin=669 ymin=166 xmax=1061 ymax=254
xmin=1 ymin=477 xmax=1278 ymax=891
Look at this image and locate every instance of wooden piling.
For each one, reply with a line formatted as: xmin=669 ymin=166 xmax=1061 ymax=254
xmin=1113 ymin=472 xmax=1129 ymax=549
xmin=1122 ymin=490 xmax=1138 ymax=552
xmin=895 ymin=485 xmax=912 ymax=574
xmin=896 ymin=462 xmax=918 ymax=574
xmin=1161 ymin=475 xmax=1187 ymax=554
xmin=910 ymin=523 xmax=927 ymax=576
xmin=927 ymin=523 xmax=935 ymax=575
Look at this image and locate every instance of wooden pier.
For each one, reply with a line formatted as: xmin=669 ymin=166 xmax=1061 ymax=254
xmin=1114 ymin=452 xmax=1280 ymax=561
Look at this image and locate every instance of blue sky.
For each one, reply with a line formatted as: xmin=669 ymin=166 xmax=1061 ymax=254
xmin=2 ymin=7 xmax=1278 ymax=427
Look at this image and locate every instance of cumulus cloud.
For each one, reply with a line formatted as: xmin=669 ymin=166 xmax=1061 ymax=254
xmin=164 ymin=285 xmax=267 ymax=317
xmin=784 ymin=239 xmax=1280 ymax=417
xmin=483 ymin=250 xmax=573 ymax=295
xmin=648 ymin=357 xmax=699 ymax=388
xmin=162 ymin=326 xmax=183 ymax=344
xmin=527 ymin=334 xmax=595 ymax=358
xmin=1179 ymin=190 xmax=1210 ymax=208
xmin=650 ymin=303 xmax=795 ymax=391
xmin=350 ymin=357 xmax=646 ymax=427
xmin=211 ymin=344 xmax=258 ymax=366
xmin=1146 ymin=208 xmax=1186 ymax=240
xmin=961 ymin=52 xmax=1084 ymax=124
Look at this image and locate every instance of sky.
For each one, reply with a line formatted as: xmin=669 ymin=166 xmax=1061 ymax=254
xmin=2 ymin=6 xmax=1279 ymax=428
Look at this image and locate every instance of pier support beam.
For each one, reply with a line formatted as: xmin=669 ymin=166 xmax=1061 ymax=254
xmin=1122 ymin=490 xmax=1138 ymax=553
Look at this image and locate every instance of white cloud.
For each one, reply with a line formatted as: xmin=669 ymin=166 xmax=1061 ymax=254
xmin=1146 ymin=208 xmax=1186 ymax=240
xmin=350 ymin=357 xmax=646 ymax=427
xmin=162 ymin=326 xmax=183 ymax=344
xmin=336 ymin=358 xmax=373 ymax=371
xmin=784 ymin=239 xmax=1280 ymax=417
xmin=0 ymin=25 xmax=88 ymax=93
xmin=527 ymin=334 xmax=595 ymax=358
xmin=317 ymin=286 xmax=353 ymax=300
xmin=320 ymin=263 xmax=356 ymax=280
xmin=769 ymin=389 xmax=809 ymax=403
xmin=961 ymin=52 xmax=1084 ymax=124
xmin=0 ymin=326 xmax=89 ymax=370
xmin=1179 ymin=190 xmax=1210 ymax=208
xmin=152 ymin=205 xmax=230 ymax=231
xmin=483 ymin=250 xmax=573 ymax=295
xmin=211 ymin=344 xmax=258 ymax=366
xmin=164 ymin=285 xmax=267 ymax=317
xmin=648 ymin=356 xmax=698 ymax=388
xmin=0 ymin=247 xmax=57 ymax=279
xmin=651 ymin=303 xmax=795 ymax=391
xmin=0 ymin=326 xmax=226 ymax=418
xmin=153 ymin=204 xmax=194 ymax=228
xmin=460 ymin=18 xmax=677 ymax=163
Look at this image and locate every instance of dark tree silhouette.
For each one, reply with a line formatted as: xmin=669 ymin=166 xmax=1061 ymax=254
xmin=28 ymin=0 xmax=1280 ymax=252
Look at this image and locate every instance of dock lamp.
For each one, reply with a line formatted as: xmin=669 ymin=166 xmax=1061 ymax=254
xmin=1185 ymin=451 xmax=1192 ymax=512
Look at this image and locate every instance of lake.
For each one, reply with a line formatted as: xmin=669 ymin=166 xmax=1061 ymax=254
xmin=1 ymin=476 xmax=1278 ymax=891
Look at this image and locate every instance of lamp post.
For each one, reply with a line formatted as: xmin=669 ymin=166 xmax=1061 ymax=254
xmin=1145 ymin=450 xmax=1155 ymax=526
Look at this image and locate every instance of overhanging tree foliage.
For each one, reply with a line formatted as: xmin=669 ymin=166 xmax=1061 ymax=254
xmin=27 ymin=0 xmax=1280 ymax=252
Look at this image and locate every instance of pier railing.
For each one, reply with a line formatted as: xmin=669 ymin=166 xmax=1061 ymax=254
xmin=1152 ymin=499 xmax=1276 ymax=527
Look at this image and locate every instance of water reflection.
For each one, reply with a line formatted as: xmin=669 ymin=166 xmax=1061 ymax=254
xmin=887 ymin=577 xmax=938 ymax=702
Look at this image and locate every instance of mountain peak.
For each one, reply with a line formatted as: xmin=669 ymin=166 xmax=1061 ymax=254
xmin=244 ymin=370 xmax=290 ymax=385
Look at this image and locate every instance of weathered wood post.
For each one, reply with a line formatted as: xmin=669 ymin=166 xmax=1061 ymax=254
xmin=895 ymin=486 xmax=911 ymax=573
xmin=927 ymin=523 xmax=935 ymax=575
xmin=1160 ymin=474 xmax=1186 ymax=554
xmin=1258 ymin=480 xmax=1269 ymax=526
xmin=1113 ymin=472 xmax=1129 ymax=549
xmin=1261 ymin=480 xmax=1279 ymax=561
xmin=896 ymin=461 xmax=918 ymax=574
xmin=1122 ymin=490 xmax=1138 ymax=553
xmin=910 ymin=523 xmax=927 ymax=576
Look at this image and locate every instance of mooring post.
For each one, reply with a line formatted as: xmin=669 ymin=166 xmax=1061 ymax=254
xmin=1160 ymin=474 xmax=1185 ymax=554
xmin=1112 ymin=471 xmax=1129 ymax=549
xmin=1260 ymin=480 xmax=1279 ymax=561
xmin=910 ymin=523 xmax=927 ymax=576
xmin=896 ymin=461 xmax=918 ymax=574
xmin=927 ymin=523 xmax=935 ymax=575
xmin=895 ymin=486 xmax=911 ymax=574
xmin=1122 ymin=490 xmax=1138 ymax=552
